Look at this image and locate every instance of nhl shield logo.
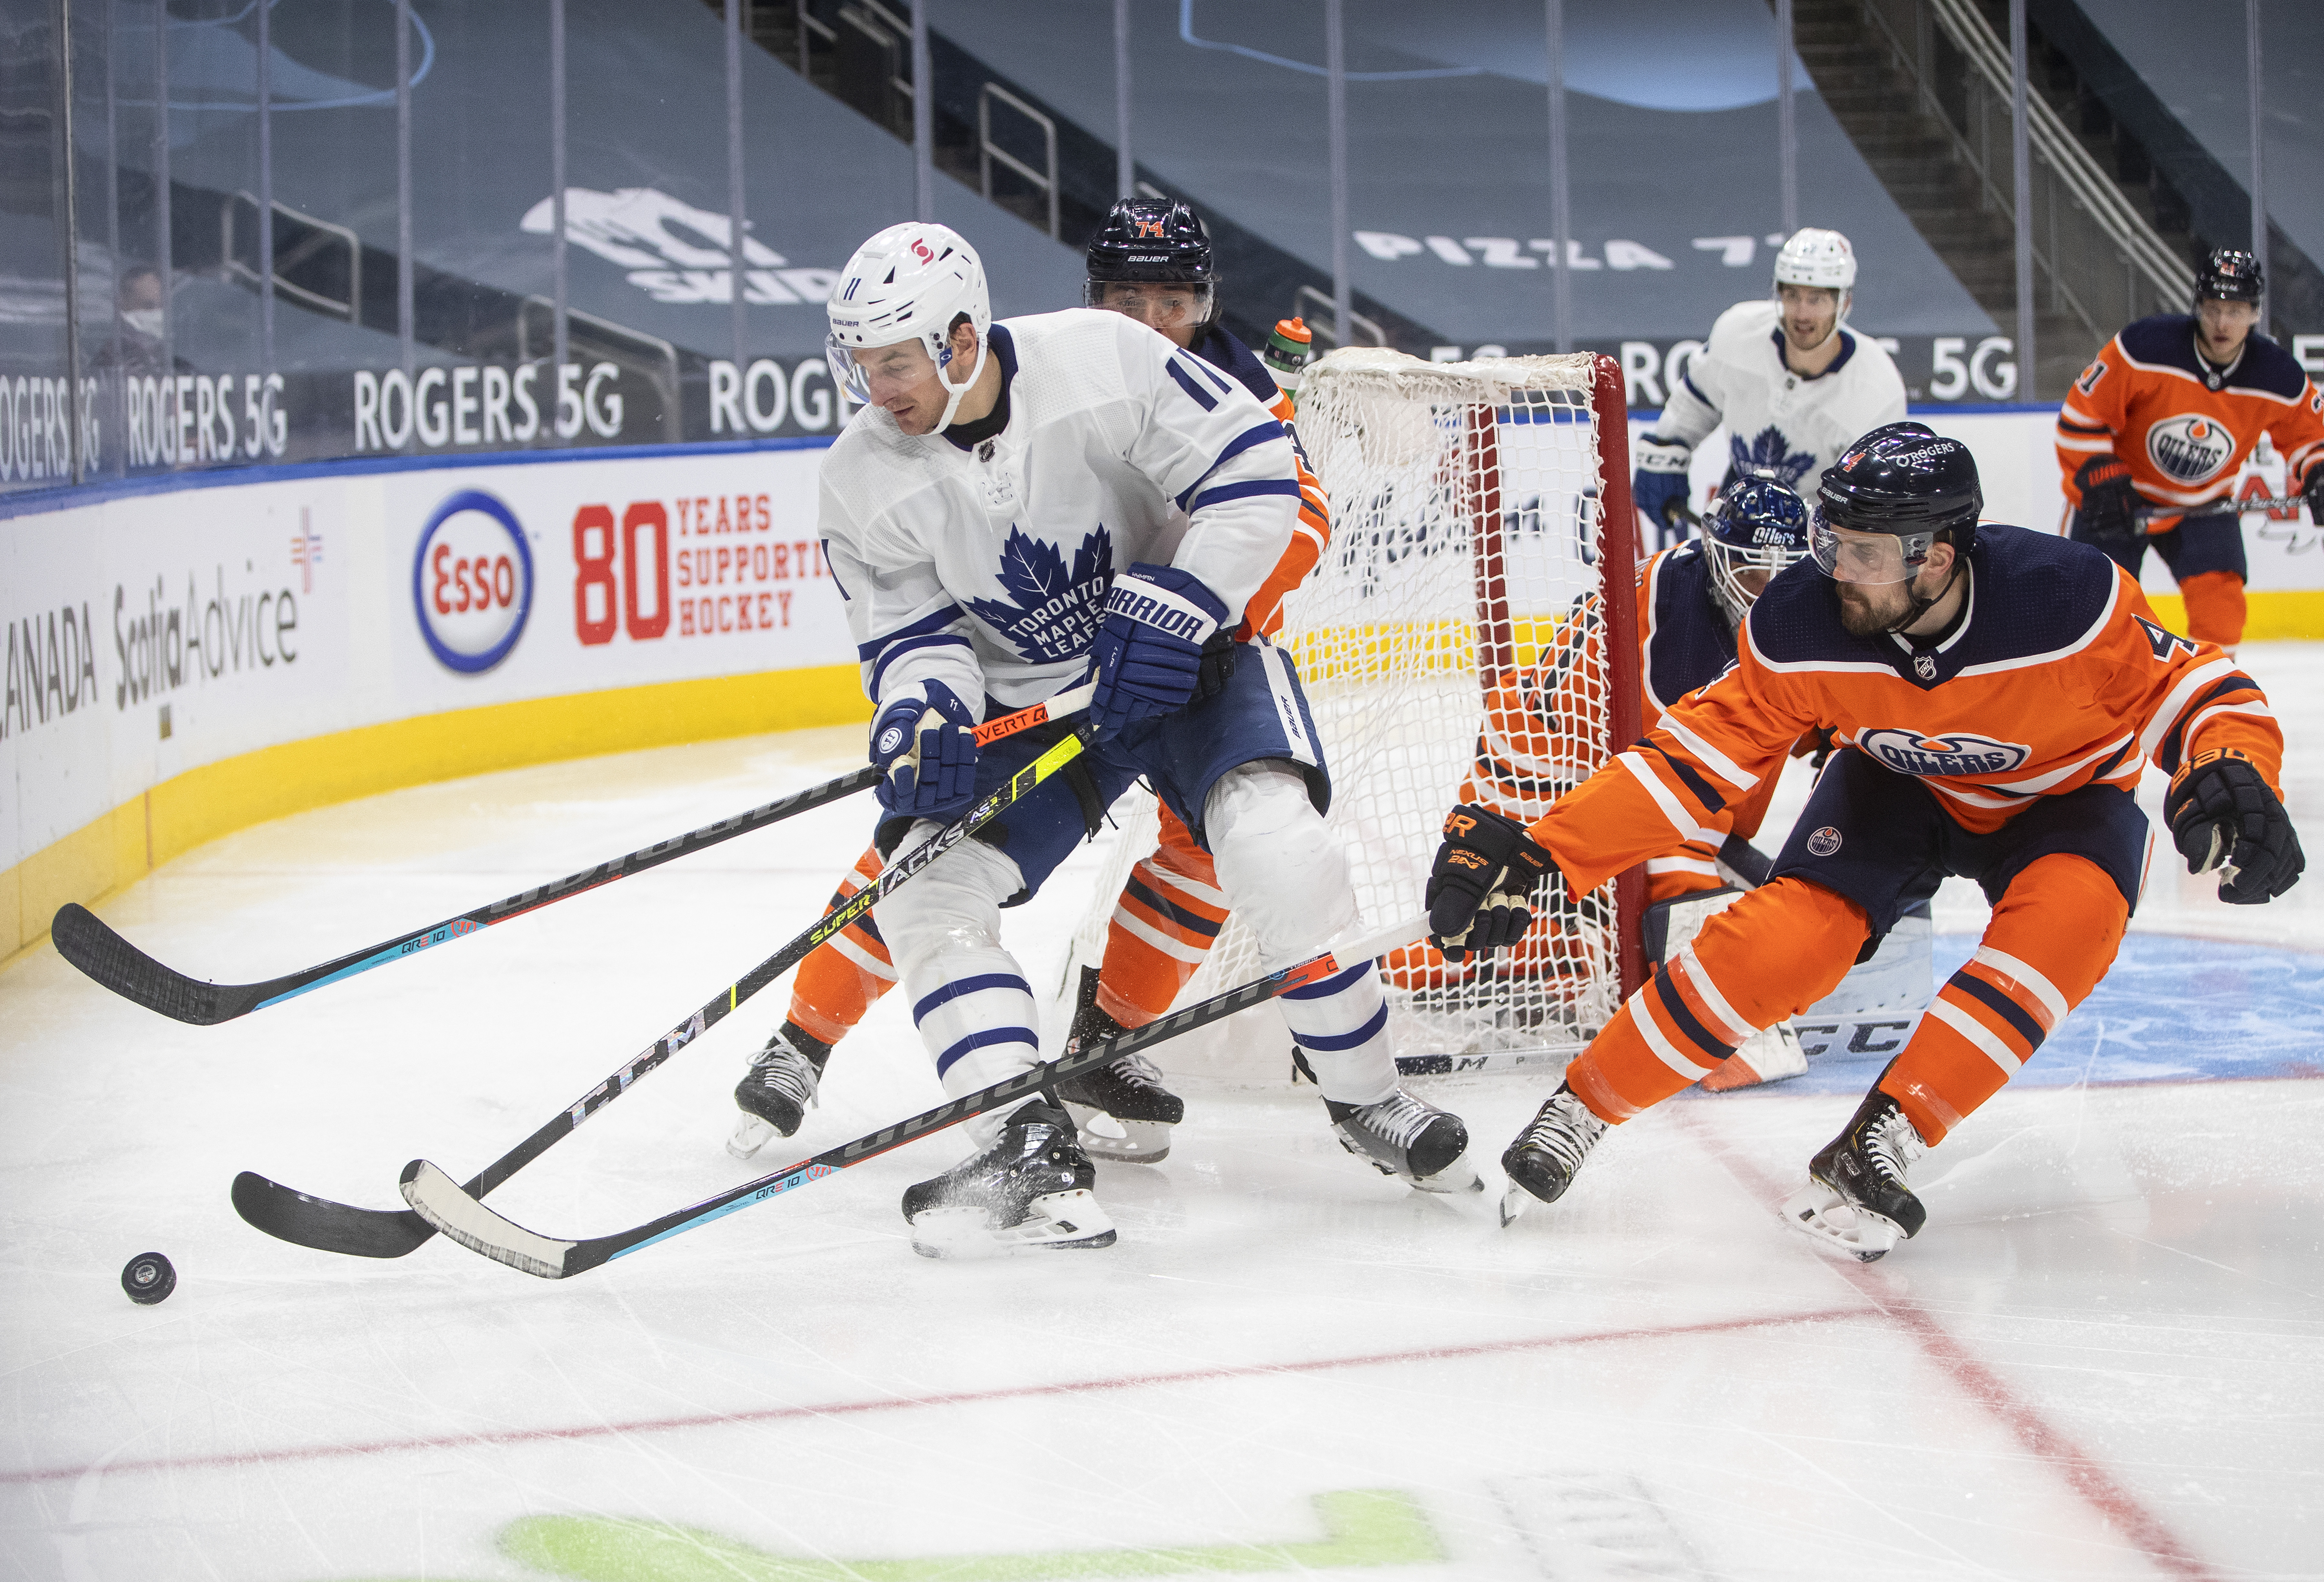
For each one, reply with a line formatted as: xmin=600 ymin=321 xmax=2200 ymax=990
xmin=2146 ymin=413 xmax=2236 ymax=485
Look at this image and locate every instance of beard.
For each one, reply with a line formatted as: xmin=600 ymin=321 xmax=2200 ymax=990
xmin=1836 ymin=581 xmax=1911 ymax=636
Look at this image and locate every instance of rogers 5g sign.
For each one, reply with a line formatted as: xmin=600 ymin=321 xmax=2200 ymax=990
xmin=414 ymin=490 xmax=534 ymax=673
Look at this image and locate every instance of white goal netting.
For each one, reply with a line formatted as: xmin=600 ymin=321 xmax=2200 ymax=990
xmin=1061 ymin=348 xmax=1632 ymax=1084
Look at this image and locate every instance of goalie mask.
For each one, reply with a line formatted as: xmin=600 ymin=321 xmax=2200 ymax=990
xmin=826 ymin=222 xmax=992 ymax=431
xmin=1702 ymin=473 xmax=1811 ymax=625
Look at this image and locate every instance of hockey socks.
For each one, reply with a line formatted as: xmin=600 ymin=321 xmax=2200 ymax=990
xmin=1878 ymin=853 xmax=2125 ymax=1145
xmin=1564 ymin=878 xmax=1868 ymax=1123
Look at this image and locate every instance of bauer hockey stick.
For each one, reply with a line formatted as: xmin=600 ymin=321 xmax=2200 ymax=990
xmin=55 ymin=682 xmax=1092 ymax=1026
xmin=398 ymin=912 xmax=1441 ymax=1280
xmin=233 ymin=711 xmax=1096 ymax=1260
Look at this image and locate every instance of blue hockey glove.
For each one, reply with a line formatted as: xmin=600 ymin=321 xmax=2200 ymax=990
xmin=870 ymin=682 xmax=980 ymax=821
xmin=1087 ymin=564 xmax=1229 ymax=737
xmin=1632 ymin=435 xmax=1694 ymax=545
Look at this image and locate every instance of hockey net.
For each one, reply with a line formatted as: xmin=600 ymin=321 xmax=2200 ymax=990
xmin=1060 ymin=348 xmax=1642 ymax=1083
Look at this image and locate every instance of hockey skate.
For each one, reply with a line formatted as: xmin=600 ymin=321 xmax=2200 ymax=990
xmin=1327 ymin=1088 xmax=1510 ymax=1211
xmin=1698 ymin=1020 xmax=1809 ymax=1091
xmin=727 ymin=1023 xmax=832 ymax=1160
xmin=901 ymin=1099 xmax=1117 ymax=1259
xmin=1501 ymin=1083 xmax=1608 ymax=1206
xmin=1782 ymin=1087 xmax=1927 ymax=1262
xmin=1053 ymin=967 xmax=1184 ymax=1163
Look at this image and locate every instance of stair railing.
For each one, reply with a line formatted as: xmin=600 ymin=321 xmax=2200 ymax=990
xmin=1860 ymin=0 xmax=2193 ymax=351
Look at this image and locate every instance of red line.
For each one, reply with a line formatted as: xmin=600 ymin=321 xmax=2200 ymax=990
xmin=0 ymin=1306 xmax=1857 ymax=1488
xmin=1677 ymin=1110 xmax=2223 ymax=1582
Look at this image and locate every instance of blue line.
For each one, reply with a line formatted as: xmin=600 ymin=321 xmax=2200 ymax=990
xmin=1178 ymin=0 xmax=1484 ymax=81
xmin=0 ymin=434 xmax=838 ymax=521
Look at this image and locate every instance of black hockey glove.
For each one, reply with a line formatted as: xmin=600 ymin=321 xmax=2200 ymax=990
xmin=2165 ymin=748 xmax=2304 ymax=904
xmin=1426 ymin=805 xmax=1554 ymax=962
xmin=2302 ymin=463 xmax=2324 ymax=525
xmin=1193 ymin=627 xmax=1239 ymax=702
xmin=2071 ymin=454 xmax=2139 ymax=543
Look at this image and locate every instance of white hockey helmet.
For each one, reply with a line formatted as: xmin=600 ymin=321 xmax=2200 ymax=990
xmin=826 ymin=222 xmax=992 ymax=430
xmin=1773 ymin=228 xmax=1857 ymax=305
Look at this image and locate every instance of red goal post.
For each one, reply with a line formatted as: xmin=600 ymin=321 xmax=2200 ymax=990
xmin=1061 ymin=349 xmax=1645 ymax=1082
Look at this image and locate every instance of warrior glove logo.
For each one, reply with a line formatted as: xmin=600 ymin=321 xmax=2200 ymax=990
xmin=2146 ymin=414 xmax=2236 ymax=485
xmin=1859 ymin=727 xmax=2032 ymax=778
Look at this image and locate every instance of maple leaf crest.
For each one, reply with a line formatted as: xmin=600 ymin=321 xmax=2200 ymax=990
xmin=964 ymin=525 xmax=1116 ymax=663
xmin=1727 ymin=425 xmax=1817 ymax=488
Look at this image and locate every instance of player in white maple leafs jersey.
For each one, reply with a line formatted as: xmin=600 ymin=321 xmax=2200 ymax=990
xmin=1632 ymin=228 xmax=1908 ymax=549
xmin=818 ymin=222 xmax=1481 ymax=1256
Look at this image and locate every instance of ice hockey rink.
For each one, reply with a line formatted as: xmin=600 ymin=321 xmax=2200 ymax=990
xmin=4 ymin=647 xmax=2320 ymax=1582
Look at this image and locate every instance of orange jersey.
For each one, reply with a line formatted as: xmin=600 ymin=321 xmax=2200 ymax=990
xmin=1535 ymin=524 xmax=2283 ymax=898
xmin=1189 ymin=324 xmax=1331 ymax=639
xmin=2057 ymin=315 xmax=2323 ymax=514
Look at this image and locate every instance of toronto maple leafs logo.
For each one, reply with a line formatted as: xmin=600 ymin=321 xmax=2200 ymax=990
xmin=1729 ymin=425 xmax=1817 ymax=489
xmin=965 ymin=525 xmax=1115 ymax=662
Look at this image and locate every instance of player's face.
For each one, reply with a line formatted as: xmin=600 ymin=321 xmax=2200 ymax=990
xmin=852 ymin=340 xmax=948 ymax=434
xmin=1091 ymin=282 xmax=1210 ymax=349
xmin=1777 ymin=284 xmax=1841 ymax=351
xmin=1831 ymin=539 xmax=1953 ymax=636
xmin=2196 ymin=298 xmax=2259 ymax=361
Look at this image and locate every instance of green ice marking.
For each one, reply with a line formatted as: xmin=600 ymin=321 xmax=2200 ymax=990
xmin=498 ymin=1488 xmax=1441 ymax=1582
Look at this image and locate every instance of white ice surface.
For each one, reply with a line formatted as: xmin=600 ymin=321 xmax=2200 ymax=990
xmin=4 ymin=649 xmax=2322 ymax=1581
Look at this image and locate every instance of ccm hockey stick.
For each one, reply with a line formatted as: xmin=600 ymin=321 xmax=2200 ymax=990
xmin=233 ymin=710 xmax=1096 ymax=1260
xmin=399 ymin=913 xmax=1463 ymax=1280
xmin=55 ymin=683 xmax=1090 ymax=1026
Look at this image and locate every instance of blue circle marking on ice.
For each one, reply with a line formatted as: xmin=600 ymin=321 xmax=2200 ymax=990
xmin=414 ymin=489 xmax=534 ymax=674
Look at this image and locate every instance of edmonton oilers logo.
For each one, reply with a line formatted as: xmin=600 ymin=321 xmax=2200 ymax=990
xmin=414 ymin=489 xmax=533 ymax=673
xmin=1859 ymin=727 xmax=2032 ymax=778
xmin=2146 ymin=413 xmax=2235 ymax=485
xmin=1807 ymin=826 xmax=1842 ymax=857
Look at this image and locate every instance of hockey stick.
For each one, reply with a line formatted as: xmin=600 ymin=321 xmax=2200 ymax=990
xmin=232 ymin=712 xmax=1096 ymax=1260
xmin=56 ymin=682 xmax=1091 ymax=1027
xmin=2133 ymin=495 xmax=2305 ymax=523
xmin=399 ymin=913 xmax=1436 ymax=1279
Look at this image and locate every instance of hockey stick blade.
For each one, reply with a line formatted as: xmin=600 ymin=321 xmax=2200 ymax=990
xmin=231 ymin=1170 xmax=435 ymax=1259
xmin=400 ymin=914 xmax=1431 ymax=1279
xmin=245 ymin=714 xmax=1095 ymax=1261
xmin=55 ymin=683 xmax=1093 ymax=1028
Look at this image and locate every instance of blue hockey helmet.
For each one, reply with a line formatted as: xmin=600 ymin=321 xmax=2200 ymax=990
xmin=1811 ymin=421 xmax=1981 ymax=587
xmin=1702 ymin=471 xmax=1811 ymax=623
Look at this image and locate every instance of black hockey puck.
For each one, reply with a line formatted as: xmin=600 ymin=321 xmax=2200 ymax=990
xmin=122 ymin=1252 xmax=176 ymax=1306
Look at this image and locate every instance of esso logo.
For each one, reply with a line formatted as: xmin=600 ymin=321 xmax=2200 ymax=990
xmin=2146 ymin=413 xmax=2236 ymax=485
xmin=1858 ymin=728 xmax=2031 ymax=778
xmin=414 ymin=489 xmax=533 ymax=673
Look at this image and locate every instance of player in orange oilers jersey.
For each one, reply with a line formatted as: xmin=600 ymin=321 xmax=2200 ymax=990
xmin=1426 ymin=422 xmax=2302 ymax=1261
xmin=2058 ymin=249 xmax=2324 ymax=650
xmin=727 ymin=199 xmax=1331 ymax=1166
